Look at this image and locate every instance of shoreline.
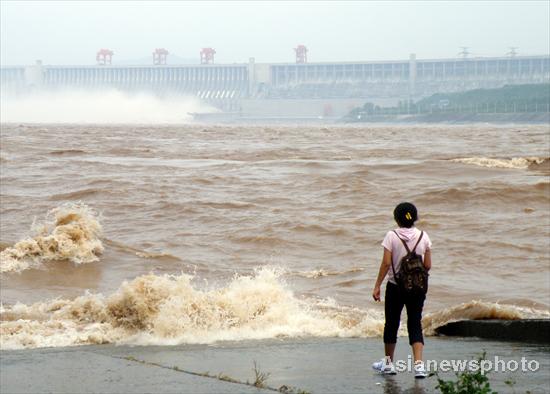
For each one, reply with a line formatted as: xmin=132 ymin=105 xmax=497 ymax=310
xmin=1 ymin=336 xmax=549 ymax=393
xmin=342 ymin=112 xmax=550 ymax=124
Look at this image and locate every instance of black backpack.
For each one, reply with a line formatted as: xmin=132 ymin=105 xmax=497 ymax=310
xmin=390 ymin=231 xmax=429 ymax=295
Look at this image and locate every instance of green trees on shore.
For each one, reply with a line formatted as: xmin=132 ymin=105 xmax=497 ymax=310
xmin=346 ymin=83 xmax=550 ymax=120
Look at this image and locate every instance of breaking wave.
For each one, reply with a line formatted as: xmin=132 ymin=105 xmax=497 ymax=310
xmin=1 ymin=267 xmax=548 ymax=350
xmin=422 ymin=300 xmax=550 ymax=335
xmin=0 ymin=203 xmax=103 ymax=274
xmin=451 ymin=156 xmax=549 ymax=169
xmin=292 ymin=267 xmax=365 ymax=279
xmin=0 ymin=268 xmax=382 ymax=349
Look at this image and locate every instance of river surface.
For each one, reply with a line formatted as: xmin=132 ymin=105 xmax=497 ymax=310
xmin=1 ymin=123 xmax=549 ymax=349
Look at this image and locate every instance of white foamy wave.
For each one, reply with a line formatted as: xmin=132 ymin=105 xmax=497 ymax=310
xmin=423 ymin=300 xmax=550 ymax=335
xmin=0 ymin=89 xmax=216 ymax=124
xmin=0 ymin=268 xmax=384 ymax=350
xmin=451 ymin=156 xmax=548 ymax=169
xmin=0 ymin=203 xmax=103 ymax=273
xmin=292 ymin=267 xmax=364 ymax=279
xmin=2 ymin=267 xmax=548 ymax=350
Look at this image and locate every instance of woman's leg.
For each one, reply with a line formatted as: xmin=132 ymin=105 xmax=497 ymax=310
xmin=412 ymin=342 xmax=423 ymax=362
xmin=405 ymin=293 xmax=425 ymax=362
xmin=383 ymin=282 xmax=405 ymax=361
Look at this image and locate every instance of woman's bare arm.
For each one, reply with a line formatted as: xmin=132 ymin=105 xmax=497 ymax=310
xmin=424 ymin=249 xmax=432 ymax=271
xmin=372 ymin=248 xmax=392 ymax=301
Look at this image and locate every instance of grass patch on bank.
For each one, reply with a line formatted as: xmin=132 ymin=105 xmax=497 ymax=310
xmin=431 ymin=352 xmax=502 ymax=394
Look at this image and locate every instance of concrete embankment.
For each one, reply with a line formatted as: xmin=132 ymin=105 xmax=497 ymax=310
xmin=435 ymin=319 xmax=550 ymax=343
xmin=1 ymin=336 xmax=549 ymax=393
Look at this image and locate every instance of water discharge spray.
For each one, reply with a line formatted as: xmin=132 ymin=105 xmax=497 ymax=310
xmin=0 ymin=90 xmax=216 ymax=124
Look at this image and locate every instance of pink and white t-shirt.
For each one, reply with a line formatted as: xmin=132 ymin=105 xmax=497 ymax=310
xmin=381 ymin=227 xmax=432 ymax=285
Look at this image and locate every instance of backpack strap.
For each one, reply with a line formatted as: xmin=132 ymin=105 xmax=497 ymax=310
xmin=390 ymin=230 xmax=407 ymax=281
xmin=412 ymin=231 xmax=424 ymax=253
xmin=393 ymin=230 xmax=411 ymax=253
xmin=389 ymin=249 xmax=398 ymax=282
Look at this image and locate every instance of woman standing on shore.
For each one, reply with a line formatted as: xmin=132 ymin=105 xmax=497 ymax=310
xmin=371 ymin=202 xmax=432 ymax=378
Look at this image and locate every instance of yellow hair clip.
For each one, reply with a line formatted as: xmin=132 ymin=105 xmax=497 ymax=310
xmin=405 ymin=212 xmax=412 ymax=220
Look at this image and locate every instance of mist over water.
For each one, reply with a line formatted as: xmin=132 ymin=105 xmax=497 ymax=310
xmin=0 ymin=90 xmax=214 ymax=123
xmin=0 ymin=123 xmax=549 ymax=349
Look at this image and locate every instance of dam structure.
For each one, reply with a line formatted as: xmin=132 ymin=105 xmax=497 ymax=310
xmin=2 ymin=54 xmax=549 ymax=117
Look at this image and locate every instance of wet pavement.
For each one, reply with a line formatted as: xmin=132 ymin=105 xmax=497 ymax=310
xmin=2 ymin=337 xmax=549 ymax=393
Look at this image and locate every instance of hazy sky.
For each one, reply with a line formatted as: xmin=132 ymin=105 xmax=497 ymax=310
xmin=1 ymin=1 xmax=549 ymax=65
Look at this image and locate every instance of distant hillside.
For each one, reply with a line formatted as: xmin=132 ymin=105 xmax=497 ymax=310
xmin=416 ymin=83 xmax=550 ymax=107
xmin=344 ymin=83 xmax=550 ymax=122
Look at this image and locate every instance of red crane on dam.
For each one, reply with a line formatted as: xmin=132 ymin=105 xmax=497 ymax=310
xmin=294 ymin=45 xmax=308 ymax=63
xmin=96 ymin=49 xmax=114 ymax=65
xmin=153 ymin=48 xmax=169 ymax=65
xmin=200 ymin=48 xmax=216 ymax=64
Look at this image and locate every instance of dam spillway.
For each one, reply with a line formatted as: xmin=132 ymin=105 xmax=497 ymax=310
xmin=2 ymin=55 xmax=549 ymax=116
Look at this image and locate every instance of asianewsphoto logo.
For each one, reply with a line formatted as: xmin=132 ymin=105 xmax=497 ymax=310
xmin=391 ymin=356 xmax=540 ymax=374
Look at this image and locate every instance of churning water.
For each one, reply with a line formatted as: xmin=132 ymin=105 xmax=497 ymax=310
xmin=1 ymin=123 xmax=549 ymax=349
